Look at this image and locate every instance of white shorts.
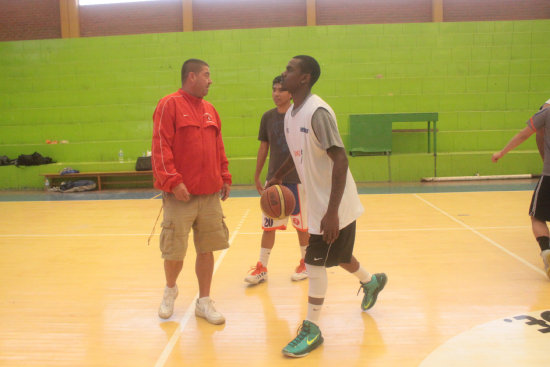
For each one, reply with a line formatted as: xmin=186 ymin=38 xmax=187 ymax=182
xmin=262 ymin=183 xmax=308 ymax=232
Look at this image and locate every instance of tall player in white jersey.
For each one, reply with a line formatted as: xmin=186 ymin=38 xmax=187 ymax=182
xmin=268 ymin=55 xmax=387 ymax=357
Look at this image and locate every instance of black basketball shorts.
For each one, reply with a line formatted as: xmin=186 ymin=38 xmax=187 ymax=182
xmin=529 ymin=175 xmax=550 ymax=221
xmin=305 ymin=221 xmax=356 ymax=268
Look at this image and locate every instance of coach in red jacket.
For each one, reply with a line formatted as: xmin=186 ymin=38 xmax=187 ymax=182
xmin=152 ymin=59 xmax=231 ymax=325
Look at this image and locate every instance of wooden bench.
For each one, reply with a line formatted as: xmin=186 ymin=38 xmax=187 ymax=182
xmin=41 ymin=171 xmax=154 ymax=190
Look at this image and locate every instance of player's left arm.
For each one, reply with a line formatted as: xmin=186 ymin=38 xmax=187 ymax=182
xmin=214 ymin=109 xmax=231 ymax=201
xmin=536 ymin=131 xmax=544 ymax=161
xmin=322 ymin=146 xmax=348 ymax=244
xmin=312 ymin=107 xmax=346 ymax=244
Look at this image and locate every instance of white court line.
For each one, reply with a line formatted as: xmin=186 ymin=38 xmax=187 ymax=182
xmin=153 ymin=209 xmax=249 ymax=367
xmin=237 ymin=225 xmax=530 ymax=236
xmin=414 ymin=194 xmax=546 ymax=277
xmin=0 ymin=226 xmax=530 ymax=238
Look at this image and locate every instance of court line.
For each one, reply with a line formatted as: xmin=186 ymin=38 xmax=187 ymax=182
xmin=153 ymin=209 xmax=250 ymax=367
xmin=0 ymin=226 xmax=531 ymax=238
xmin=237 ymin=226 xmax=530 ymax=235
xmin=413 ymin=194 xmax=546 ymax=277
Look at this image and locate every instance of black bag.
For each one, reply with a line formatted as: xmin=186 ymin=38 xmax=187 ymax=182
xmin=59 ymin=180 xmax=96 ymax=192
xmin=135 ymin=156 xmax=152 ymax=171
xmin=15 ymin=152 xmax=54 ymax=167
xmin=0 ymin=155 xmax=14 ymax=166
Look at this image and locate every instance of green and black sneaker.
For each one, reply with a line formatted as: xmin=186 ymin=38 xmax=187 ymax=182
xmin=282 ymin=320 xmax=323 ymax=357
xmin=359 ymin=273 xmax=387 ymax=311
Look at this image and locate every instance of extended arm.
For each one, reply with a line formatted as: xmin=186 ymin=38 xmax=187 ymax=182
xmin=492 ymin=126 xmax=535 ymax=163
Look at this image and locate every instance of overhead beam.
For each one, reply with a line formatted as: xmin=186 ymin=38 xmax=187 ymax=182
xmin=306 ymin=0 xmax=316 ymax=26
xmin=183 ymin=0 xmax=193 ymax=31
xmin=432 ymin=0 xmax=443 ymax=22
xmin=60 ymin=0 xmax=80 ymax=38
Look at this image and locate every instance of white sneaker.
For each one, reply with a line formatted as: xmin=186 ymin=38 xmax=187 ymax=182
xmin=158 ymin=285 xmax=178 ymax=319
xmin=244 ymin=262 xmax=268 ymax=285
xmin=291 ymin=258 xmax=308 ymax=281
xmin=195 ymin=298 xmax=225 ymax=325
xmin=542 ymin=250 xmax=550 ymax=280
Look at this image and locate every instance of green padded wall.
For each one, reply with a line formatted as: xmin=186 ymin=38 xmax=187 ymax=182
xmin=1 ymin=20 xmax=549 ymax=188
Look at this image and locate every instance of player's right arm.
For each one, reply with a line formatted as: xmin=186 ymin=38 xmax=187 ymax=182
xmin=492 ymin=126 xmax=534 ymax=162
xmin=151 ymin=96 xmax=185 ymax=196
xmin=254 ymin=141 xmax=269 ymax=194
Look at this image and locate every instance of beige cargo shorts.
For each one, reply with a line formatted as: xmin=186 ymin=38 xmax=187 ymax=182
xmin=159 ymin=192 xmax=229 ymax=261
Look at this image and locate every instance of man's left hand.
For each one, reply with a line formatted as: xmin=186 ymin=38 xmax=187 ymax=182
xmin=220 ymin=183 xmax=231 ymax=201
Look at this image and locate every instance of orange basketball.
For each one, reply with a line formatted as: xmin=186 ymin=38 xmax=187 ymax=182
xmin=260 ymin=185 xmax=296 ymax=220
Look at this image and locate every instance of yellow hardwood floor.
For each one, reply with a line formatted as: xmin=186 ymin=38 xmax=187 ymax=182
xmin=1 ymin=190 xmax=549 ymax=366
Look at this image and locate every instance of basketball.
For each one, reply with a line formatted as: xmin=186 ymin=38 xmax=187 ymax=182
xmin=260 ymin=185 xmax=296 ymax=220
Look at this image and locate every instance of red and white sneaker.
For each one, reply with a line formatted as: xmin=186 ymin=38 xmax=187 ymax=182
xmin=291 ymin=259 xmax=308 ymax=281
xmin=244 ymin=262 xmax=268 ymax=284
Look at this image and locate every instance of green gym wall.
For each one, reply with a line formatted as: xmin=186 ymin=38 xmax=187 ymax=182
xmin=1 ymin=19 xmax=549 ymax=189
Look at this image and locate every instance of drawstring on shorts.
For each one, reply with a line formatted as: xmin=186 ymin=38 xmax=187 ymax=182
xmin=148 ymin=204 xmax=163 ymax=246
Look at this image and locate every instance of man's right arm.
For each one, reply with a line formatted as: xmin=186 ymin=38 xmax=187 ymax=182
xmin=254 ymin=141 xmax=269 ymax=194
xmin=492 ymin=126 xmax=534 ymax=162
xmin=151 ymin=97 xmax=184 ymax=193
xmin=494 ymin=107 xmax=550 ymax=163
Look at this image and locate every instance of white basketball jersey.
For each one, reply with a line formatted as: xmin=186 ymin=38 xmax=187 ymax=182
xmin=284 ymin=94 xmax=364 ymax=235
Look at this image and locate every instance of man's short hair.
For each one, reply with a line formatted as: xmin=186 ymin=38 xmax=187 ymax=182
xmin=181 ymin=59 xmax=209 ymax=83
xmin=293 ymin=55 xmax=321 ymax=87
xmin=272 ymin=75 xmax=283 ymax=86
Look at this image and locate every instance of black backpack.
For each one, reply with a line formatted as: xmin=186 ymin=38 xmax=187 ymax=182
xmin=135 ymin=156 xmax=152 ymax=171
xmin=15 ymin=152 xmax=54 ymax=167
xmin=0 ymin=155 xmax=14 ymax=166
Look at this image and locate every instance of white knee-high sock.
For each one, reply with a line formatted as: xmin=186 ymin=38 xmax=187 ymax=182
xmin=305 ymin=264 xmax=327 ymax=323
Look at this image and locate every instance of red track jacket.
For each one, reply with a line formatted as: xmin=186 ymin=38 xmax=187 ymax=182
xmin=151 ymin=89 xmax=231 ymax=194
